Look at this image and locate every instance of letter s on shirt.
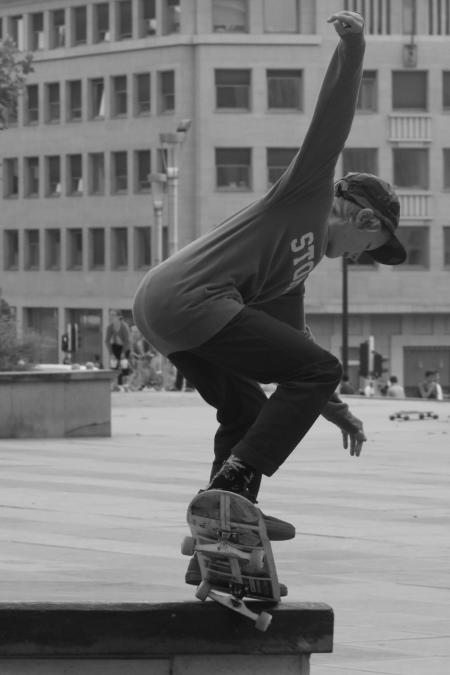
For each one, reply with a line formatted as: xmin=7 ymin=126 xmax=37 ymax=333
xmin=291 ymin=233 xmax=314 ymax=253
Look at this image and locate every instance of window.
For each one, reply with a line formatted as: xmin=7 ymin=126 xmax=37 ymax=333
xmin=342 ymin=148 xmax=378 ymax=175
xmin=5 ymin=99 xmax=18 ymax=127
xmin=94 ymin=3 xmax=110 ymax=42
xmin=9 ymin=15 xmax=24 ymax=50
xmin=344 ymin=0 xmax=390 ymax=34
xmin=267 ymin=70 xmax=303 ymax=110
xmin=72 ymin=6 xmax=87 ymax=46
xmin=393 ymin=148 xmax=429 ymax=189
xmin=212 ymin=0 xmax=248 ymax=32
xmin=266 ymin=148 xmax=297 ymax=185
xmin=263 ymin=0 xmax=299 ymax=33
xmin=51 ymin=9 xmax=66 ymax=48
xmin=31 ymin=13 xmax=44 ymax=50
xmin=216 ymin=148 xmax=251 ymax=190
xmin=444 ymin=149 xmax=450 ymax=189
xmin=25 ymin=85 xmax=39 ymax=125
xmin=45 ymin=230 xmax=61 ymax=270
xmin=443 ymin=72 xmax=450 ymax=110
xmin=111 ymin=228 xmax=128 ymax=268
xmin=46 ymin=156 xmax=61 ymax=197
xmin=88 ymin=229 xmax=105 ymax=269
xmin=135 ymin=150 xmax=151 ymax=192
xmin=25 ymin=157 xmax=39 ymax=197
xmin=112 ymin=151 xmax=128 ymax=193
xmin=357 ymin=71 xmax=377 ymax=112
xmin=4 ymin=158 xmax=19 ymax=197
xmin=117 ymin=0 xmax=133 ymax=39
xmin=134 ymin=227 xmax=151 ymax=268
xmin=68 ymin=154 xmax=83 ymax=194
xmin=89 ymin=153 xmax=105 ymax=194
xmin=67 ymin=80 xmax=82 ymax=121
xmin=215 ymin=70 xmax=251 ymax=109
xmin=89 ymin=78 xmax=105 ymax=118
xmin=46 ymin=83 xmax=60 ymax=123
xmin=396 ymin=226 xmax=429 ymax=267
xmin=4 ymin=231 xmax=19 ymax=270
xmin=135 ymin=73 xmax=151 ymax=114
xmin=112 ymin=76 xmax=128 ymax=116
xmin=140 ymin=0 xmax=156 ymax=36
xmin=67 ymin=229 xmax=83 ymax=270
xmin=163 ymin=0 xmax=180 ymax=34
xmin=444 ymin=227 xmax=450 ymax=267
xmin=402 ymin=0 xmax=416 ymax=34
xmin=24 ymin=230 xmax=40 ymax=270
xmin=427 ymin=0 xmax=450 ymax=34
xmin=392 ymin=71 xmax=427 ymax=110
xmin=159 ymin=71 xmax=175 ymax=113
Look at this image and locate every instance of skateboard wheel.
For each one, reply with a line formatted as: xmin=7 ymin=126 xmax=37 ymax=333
xmin=181 ymin=536 xmax=196 ymax=556
xmin=195 ymin=580 xmax=211 ymax=601
xmin=389 ymin=415 xmax=395 ymax=420
xmin=404 ymin=415 xmax=409 ymax=420
xmin=419 ymin=414 xmax=424 ymax=420
xmin=433 ymin=415 xmax=439 ymax=419
xmin=249 ymin=549 xmax=265 ymax=570
xmin=255 ymin=611 xmax=272 ymax=632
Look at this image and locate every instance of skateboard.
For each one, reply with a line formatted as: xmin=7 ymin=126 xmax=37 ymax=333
xmin=182 ymin=489 xmax=287 ymax=631
xmin=389 ymin=410 xmax=438 ymax=421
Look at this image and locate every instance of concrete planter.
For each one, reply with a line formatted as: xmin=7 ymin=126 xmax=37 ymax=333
xmin=0 ymin=369 xmax=113 ymax=438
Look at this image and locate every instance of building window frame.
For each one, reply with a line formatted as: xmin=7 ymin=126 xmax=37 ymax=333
xmin=267 ymin=69 xmax=303 ymax=111
xmin=215 ymin=147 xmax=252 ymax=191
xmin=44 ymin=229 xmax=61 ymax=270
xmin=215 ymin=69 xmax=251 ymax=110
xmin=111 ymin=151 xmax=128 ymax=193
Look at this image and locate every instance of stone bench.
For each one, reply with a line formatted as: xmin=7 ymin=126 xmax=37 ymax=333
xmin=0 ymin=370 xmax=113 ymax=438
xmin=0 ymin=601 xmax=333 ymax=674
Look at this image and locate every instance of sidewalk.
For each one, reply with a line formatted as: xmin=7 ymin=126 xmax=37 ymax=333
xmin=0 ymin=391 xmax=449 ymax=674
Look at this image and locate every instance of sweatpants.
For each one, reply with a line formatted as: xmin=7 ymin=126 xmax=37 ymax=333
xmin=169 ymin=306 xmax=342 ymax=498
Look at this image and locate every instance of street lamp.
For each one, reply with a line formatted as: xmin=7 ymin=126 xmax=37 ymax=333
xmin=159 ymin=118 xmax=191 ymax=256
xmin=342 ymin=257 xmax=349 ymax=377
xmin=149 ymin=172 xmax=167 ymax=266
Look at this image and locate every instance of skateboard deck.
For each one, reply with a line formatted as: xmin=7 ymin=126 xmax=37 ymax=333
xmin=182 ymin=489 xmax=286 ymax=631
xmin=389 ymin=410 xmax=438 ymax=421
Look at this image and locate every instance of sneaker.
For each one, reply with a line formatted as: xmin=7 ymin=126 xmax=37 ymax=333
xmin=207 ymin=456 xmax=255 ymax=497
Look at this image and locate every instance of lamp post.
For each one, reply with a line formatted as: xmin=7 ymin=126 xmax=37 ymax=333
xmin=159 ymin=118 xmax=191 ymax=257
xmin=342 ymin=256 xmax=349 ymax=377
xmin=149 ymin=172 xmax=167 ymax=266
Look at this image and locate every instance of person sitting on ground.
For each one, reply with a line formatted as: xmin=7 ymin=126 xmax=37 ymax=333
xmin=339 ymin=374 xmax=355 ymax=395
xmin=386 ymin=375 xmax=405 ymax=398
xmin=419 ymin=370 xmax=443 ymax=401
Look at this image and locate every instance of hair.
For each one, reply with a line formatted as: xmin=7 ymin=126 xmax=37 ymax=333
xmin=390 ymin=376 xmax=398 ymax=384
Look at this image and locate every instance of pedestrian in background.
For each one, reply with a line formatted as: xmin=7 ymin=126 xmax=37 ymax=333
xmin=386 ymin=375 xmax=405 ymax=398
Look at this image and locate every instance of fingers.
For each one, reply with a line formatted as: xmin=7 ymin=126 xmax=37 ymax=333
xmin=342 ymin=429 xmax=348 ymax=450
xmin=327 ymin=10 xmax=364 ymax=33
xmin=350 ymin=431 xmax=367 ymax=457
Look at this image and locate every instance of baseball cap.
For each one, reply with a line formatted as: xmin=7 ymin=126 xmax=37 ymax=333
xmin=334 ymin=172 xmax=407 ymax=265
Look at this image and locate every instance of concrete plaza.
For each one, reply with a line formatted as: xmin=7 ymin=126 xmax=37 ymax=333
xmin=0 ymin=390 xmax=449 ymax=674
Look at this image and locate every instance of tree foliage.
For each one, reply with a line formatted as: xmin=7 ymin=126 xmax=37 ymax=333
xmin=0 ymin=300 xmax=44 ymax=371
xmin=0 ymin=37 xmax=34 ymax=128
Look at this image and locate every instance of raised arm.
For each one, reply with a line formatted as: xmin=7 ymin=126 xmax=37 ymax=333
xmin=266 ymin=11 xmax=365 ymax=205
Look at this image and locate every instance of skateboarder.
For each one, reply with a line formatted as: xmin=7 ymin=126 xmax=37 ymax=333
xmin=133 ymin=11 xmax=406 ymax=518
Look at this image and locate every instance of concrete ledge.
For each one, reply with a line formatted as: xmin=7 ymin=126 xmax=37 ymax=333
xmin=0 ymin=602 xmax=333 ymax=657
xmin=0 ymin=370 xmax=113 ymax=438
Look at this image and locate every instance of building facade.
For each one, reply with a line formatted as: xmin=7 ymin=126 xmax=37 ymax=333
xmin=0 ymin=0 xmax=449 ymax=394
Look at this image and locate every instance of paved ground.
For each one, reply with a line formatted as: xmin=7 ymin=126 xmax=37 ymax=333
xmin=0 ymin=390 xmax=449 ymax=674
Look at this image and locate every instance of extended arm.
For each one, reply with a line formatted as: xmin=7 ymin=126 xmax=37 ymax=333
xmin=266 ymin=11 xmax=365 ymax=205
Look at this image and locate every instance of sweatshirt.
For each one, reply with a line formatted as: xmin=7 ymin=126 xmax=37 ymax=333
xmin=133 ymin=32 xmax=365 ymax=361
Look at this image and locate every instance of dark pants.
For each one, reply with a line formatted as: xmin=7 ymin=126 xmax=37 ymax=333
xmin=169 ymin=307 xmax=342 ymax=499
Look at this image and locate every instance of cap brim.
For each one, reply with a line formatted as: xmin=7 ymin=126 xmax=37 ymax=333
xmin=368 ymin=234 xmax=407 ymax=265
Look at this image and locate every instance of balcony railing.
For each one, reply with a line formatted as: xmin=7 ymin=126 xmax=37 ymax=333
xmin=397 ymin=191 xmax=432 ymax=220
xmin=388 ymin=114 xmax=432 ymax=143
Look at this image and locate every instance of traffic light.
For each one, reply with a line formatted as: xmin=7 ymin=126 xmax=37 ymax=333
xmin=373 ymin=352 xmax=387 ymax=378
xmin=359 ymin=341 xmax=370 ymax=377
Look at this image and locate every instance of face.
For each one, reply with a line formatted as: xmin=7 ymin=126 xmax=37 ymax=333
xmin=325 ymin=197 xmax=391 ymax=260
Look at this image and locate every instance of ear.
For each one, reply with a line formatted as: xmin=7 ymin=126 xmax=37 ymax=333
xmin=355 ymin=208 xmax=382 ymax=231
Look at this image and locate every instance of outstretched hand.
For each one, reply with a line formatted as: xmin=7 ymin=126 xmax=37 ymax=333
xmin=327 ymin=10 xmax=364 ymax=36
xmin=341 ymin=427 xmax=367 ymax=457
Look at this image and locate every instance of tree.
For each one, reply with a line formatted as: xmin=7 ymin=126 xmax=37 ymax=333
xmin=0 ymin=37 xmax=34 ymax=128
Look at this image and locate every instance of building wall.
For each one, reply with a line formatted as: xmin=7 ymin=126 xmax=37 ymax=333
xmin=0 ymin=0 xmax=449 ymax=391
